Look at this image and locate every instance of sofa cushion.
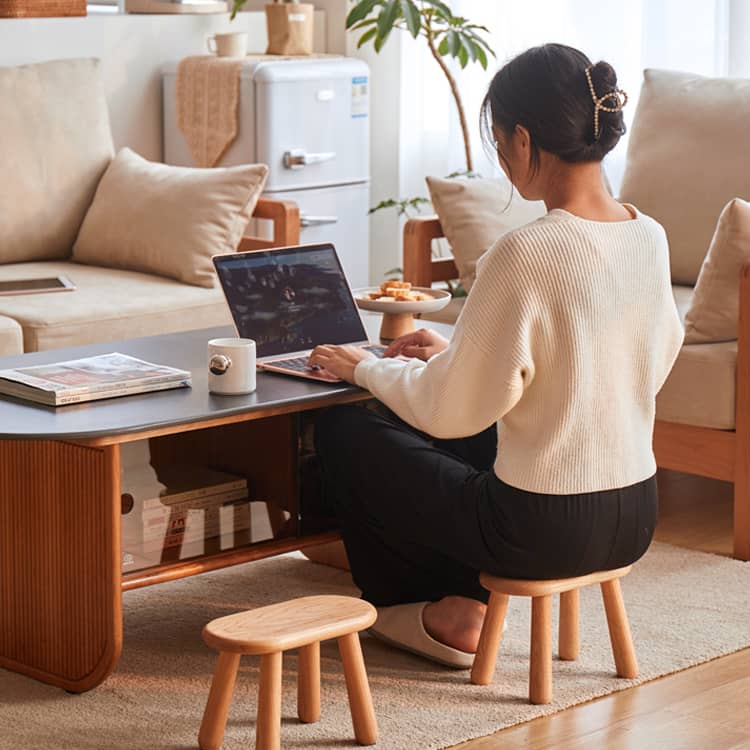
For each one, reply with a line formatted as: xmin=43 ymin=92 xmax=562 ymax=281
xmin=619 ymin=69 xmax=750 ymax=286
xmin=0 ymin=58 xmax=114 ymax=264
xmin=672 ymin=284 xmax=694 ymax=325
xmin=656 ymin=340 xmax=736 ymax=430
xmin=0 ymin=262 xmax=231 ymax=352
xmin=0 ymin=316 xmax=23 ymax=357
xmin=73 ymin=148 xmax=268 ymax=288
xmin=425 ymin=176 xmax=546 ymax=292
xmin=684 ymin=199 xmax=750 ymax=344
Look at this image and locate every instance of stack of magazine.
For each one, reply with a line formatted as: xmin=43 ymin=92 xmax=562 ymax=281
xmin=0 ymin=352 xmax=191 ymax=406
xmin=121 ymin=464 xmax=250 ymax=570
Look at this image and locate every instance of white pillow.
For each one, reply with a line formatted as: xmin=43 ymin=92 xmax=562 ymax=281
xmin=73 ymin=148 xmax=268 ymax=288
xmin=426 ymin=176 xmax=546 ymax=292
xmin=684 ymin=198 xmax=750 ymax=343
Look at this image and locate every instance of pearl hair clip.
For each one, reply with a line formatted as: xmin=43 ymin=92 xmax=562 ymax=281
xmin=584 ymin=65 xmax=628 ymax=140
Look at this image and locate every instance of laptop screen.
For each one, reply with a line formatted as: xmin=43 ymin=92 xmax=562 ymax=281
xmin=213 ymin=244 xmax=368 ymax=358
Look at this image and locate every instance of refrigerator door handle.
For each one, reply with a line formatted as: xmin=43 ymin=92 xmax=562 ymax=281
xmin=283 ymin=149 xmax=336 ymax=169
xmin=300 ymin=214 xmax=339 ymax=227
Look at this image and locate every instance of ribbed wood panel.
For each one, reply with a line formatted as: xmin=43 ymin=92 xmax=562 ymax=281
xmin=0 ymin=440 xmax=121 ymax=692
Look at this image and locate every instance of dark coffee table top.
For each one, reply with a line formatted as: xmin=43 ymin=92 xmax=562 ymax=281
xmin=0 ymin=316 xmax=452 ymax=442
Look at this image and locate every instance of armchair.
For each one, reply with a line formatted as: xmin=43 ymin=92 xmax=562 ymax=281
xmin=402 ymin=69 xmax=750 ymax=560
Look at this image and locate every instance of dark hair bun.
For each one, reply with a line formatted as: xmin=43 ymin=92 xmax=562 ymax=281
xmin=586 ymin=60 xmax=626 ymax=151
xmin=481 ymin=43 xmax=627 ymax=167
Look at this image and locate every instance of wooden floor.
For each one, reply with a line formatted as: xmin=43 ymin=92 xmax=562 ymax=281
xmin=457 ymin=469 xmax=750 ymax=750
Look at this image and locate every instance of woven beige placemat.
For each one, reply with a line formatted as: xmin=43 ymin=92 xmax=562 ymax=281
xmin=176 ymin=55 xmax=243 ymax=168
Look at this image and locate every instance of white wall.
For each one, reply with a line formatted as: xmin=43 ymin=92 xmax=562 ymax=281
xmin=0 ymin=10 xmax=326 ymax=161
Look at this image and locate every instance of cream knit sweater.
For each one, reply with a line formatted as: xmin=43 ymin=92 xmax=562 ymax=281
xmin=354 ymin=206 xmax=684 ymax=494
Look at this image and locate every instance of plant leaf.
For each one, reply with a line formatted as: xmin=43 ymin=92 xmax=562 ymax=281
xmin=474 ymin=41 xmax=488 ymax=69
xmin=446 ymin=29 xmax=459 ymax=56
xmin=346 ymin=0 xmax=379 ymax=29
xmin=376 ymin=0 xmax=400 ymax=40
xmin=437 ymin=36 xmax=449 ymax=56
xmin=457 ymin=43 xmax=469 ymax=68
xmin=350 ymin=17 xmax=378 ymax=31
xmin=357 ymin=27 xmax=378 ymax=48
xmin=419 ymin=0 xmax=452 ymax=18
xmin=399 ymin=0 xmax=420 ymax=37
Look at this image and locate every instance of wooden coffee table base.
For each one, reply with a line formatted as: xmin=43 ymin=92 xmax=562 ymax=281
xmin=0 ymin=427 xmax=342 ymax=693
xmin=0 ymin=440 xmax=122 ymax=693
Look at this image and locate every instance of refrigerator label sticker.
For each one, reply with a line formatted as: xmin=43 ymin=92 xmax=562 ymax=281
xmin=352 ymin=76 xmax=368 ymax=118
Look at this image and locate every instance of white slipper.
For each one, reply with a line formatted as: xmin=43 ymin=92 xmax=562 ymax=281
xmin=368 ymin=602 xmax=475 ymax=669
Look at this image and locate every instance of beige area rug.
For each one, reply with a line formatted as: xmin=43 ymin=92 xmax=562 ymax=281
xmin=1 ymin=543 xmax=748 ymax=750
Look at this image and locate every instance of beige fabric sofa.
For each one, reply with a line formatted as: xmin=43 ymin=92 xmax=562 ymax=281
xmin=403 ymin=69 xmax=750 ymax=560
xmin=0 ymin=58 xmax=299 ymax=357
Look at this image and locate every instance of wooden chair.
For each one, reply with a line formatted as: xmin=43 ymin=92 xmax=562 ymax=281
xmin=471 ymin=565 xmax=637 ymax=704
xmin=240 ymin=197 xmax=300 ymax=251
xmin=403 ymin=215 xmax=750 ymax=561
xmin=199 ymin=595 xmax=378 ymax=750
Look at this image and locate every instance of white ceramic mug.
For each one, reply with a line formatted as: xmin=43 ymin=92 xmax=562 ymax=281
xmin=207 ymin=31 xmax=248 ymax=58
xmin=208 ymin=338 xmax=256 ymax=395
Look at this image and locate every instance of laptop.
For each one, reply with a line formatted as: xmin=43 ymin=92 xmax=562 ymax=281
xmin=212 ymin=243 xmax=386 ymax=382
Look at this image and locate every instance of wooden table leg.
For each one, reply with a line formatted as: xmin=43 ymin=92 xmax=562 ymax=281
xmin=0 ymin=440 xmax=122 ymax=692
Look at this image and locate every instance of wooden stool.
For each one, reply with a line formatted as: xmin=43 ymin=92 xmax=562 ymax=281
xmin=199 ymin=595 xmax=378 ymax=750
xmin=471 ymin=565 xmax=638 ymax=704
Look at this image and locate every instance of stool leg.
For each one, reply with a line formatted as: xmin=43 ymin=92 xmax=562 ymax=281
xmin=558 ymin=589 xmax=580 ymax=661
xmin=600 ymin=579 xmax=639 ymax=679
xmin=529 ymin=595 xmax=553 ymax=704
xmin=471 ymin=592 xmax=509 ymax=685
xmin=297 ymin=642 xmax=321 ymax=723
xmin=338 ymin=633 xmax=378 ymax=745
xmin=256 ymin=651 xmax=283 ymax=750
xmin=198 ymin=651 xmax=241 ymax=750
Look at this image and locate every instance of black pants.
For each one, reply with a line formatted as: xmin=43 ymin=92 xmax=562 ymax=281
xmin=314 ymin=405 xmax=657 ymax=606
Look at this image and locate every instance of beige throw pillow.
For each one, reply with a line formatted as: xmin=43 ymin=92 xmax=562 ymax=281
xmin=426 ymin=176 xmax=546 ymax=292
xmin=0 ymin=58 xmax=114 ymax=264
xmin=684 ymin=198 xmax=750 ymax=344
xmin=73 ymin=148 xmax=268 ymax=288
xmin=619 ymin=69 xmax=750 ymax=285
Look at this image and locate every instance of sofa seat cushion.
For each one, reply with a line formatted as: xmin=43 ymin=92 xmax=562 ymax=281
xmin=0 ymin=262 xmax=231 ymax=352
xmin=0 ymin=58 xmax=114 ymax=264
xmin=0 ymin=315 xmax=23 ymax=357
xmin=656 ymin=340 xmax=736 ymax=430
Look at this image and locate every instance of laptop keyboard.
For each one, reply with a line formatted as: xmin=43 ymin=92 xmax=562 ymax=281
xmin=269 ymin=345 xmax=387 ymax=372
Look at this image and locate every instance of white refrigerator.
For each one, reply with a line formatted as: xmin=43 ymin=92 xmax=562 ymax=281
xmin=162 ymin=57 xmax=371 ymax=288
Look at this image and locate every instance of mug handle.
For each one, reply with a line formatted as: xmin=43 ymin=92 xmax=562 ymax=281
xmin=209 ymin=354 xmax=232 ymax=375
xmin=207 ymin=36 xmax=217 ymax=54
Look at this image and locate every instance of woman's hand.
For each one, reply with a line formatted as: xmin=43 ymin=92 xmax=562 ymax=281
xmin=384 ymin=328 xmax=450 ymax=362
xmin=307 ymin=345 xmax=375 ymax=384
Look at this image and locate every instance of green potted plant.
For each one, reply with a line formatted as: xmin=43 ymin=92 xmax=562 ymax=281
xmin=347 ymin=1 xmax=495 ymax=286
xmin=347 ymin=0 xmax=494 ymax=173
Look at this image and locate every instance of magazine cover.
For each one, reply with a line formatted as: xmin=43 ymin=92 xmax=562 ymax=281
xmin=0 ymin=353 xmax=190 ymax=393
xmin=0 ymin=352 xmax=192 ymax=405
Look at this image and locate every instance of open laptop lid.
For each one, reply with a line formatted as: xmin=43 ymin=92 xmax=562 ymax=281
xmin=213 ymin=243 xmax=369 ymax=360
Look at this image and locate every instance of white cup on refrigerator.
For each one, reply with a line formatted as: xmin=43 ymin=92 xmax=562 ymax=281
xmin=208 ymin=338 xmax=256 ymax=395
xmin=207 ymin=31 xmax=248 ymax=58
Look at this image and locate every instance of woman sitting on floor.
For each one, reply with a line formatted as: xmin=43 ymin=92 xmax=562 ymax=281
xmin=307 ymin=43 xmax=684 ymax=668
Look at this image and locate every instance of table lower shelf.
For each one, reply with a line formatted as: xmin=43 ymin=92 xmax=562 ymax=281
xmin=121 ymin=530 xmax=341 ymax=590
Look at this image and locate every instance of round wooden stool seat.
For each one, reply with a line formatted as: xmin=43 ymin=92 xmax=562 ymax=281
xmin=471 ymin=565 xmax=638 ymax=705
xmin=199 ymin=595 xmax=378 ymax=750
